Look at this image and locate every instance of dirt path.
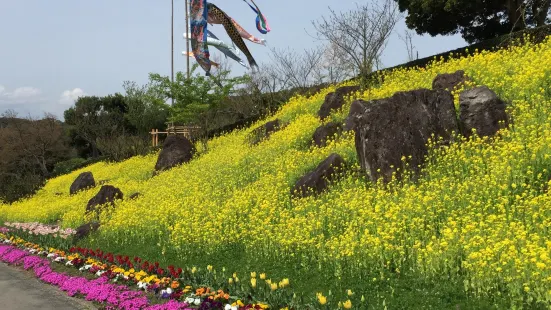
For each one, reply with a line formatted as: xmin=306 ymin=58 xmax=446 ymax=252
xmin=0 ymin=261 xmax=96 ymax=310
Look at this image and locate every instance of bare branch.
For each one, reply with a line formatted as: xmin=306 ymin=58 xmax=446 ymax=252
xmin=312 ymin=0 xmax=401 ymax=79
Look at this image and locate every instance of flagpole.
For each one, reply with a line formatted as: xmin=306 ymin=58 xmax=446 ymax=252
xmin=185 ymin=0 xmax=190 ymax=79
xmin=171 ymin=0 xmax=175 ymax=106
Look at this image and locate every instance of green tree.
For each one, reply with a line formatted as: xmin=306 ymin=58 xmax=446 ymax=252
xmin=122 ymin=80 xmax=169 ymax=135
xmin=395 ymin=0 xmax=551 ymax=43
xmin=64 ymin=94 xmax=130 ymax=158
xmin=148 ymin=64 xmax=248 ymax=140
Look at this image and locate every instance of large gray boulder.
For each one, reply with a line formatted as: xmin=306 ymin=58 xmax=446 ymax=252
xmin=459 ymin=86 xmax=509 ymax=138
xmin=292 ymin=153 xmax=345 ymax=198
xmin=312 ymin=122 xmax=341 ymax=147
xmin=346 ymin=89 xmax=458 ymax=183
xmin=248 ymin=119 xmax=281 ymax=145
xmin=69 ymin=172 xmax=96 ymax=195
xmin=432 ymin=70 xmax=470 ymax=91
xmin=86 ymin=185 xmax=124 ymax=215
xmin=318 ymin=86 xmax=360 ymax=120
xmin=154 ymin=135 xmax=196 ymax=172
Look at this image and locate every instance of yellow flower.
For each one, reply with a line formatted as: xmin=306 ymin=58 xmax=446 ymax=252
xmin=259 ymin=273 xmax=266 ymax=280
xmin=250 ymin=278 xmax=257 ymax=288
xmin=270 ymin=283 xmax=278 ymax=291
xmin=343 ymin=300 xmax=352 ymax=309
xmin=317 ymin=293 xmax=327 ymax=305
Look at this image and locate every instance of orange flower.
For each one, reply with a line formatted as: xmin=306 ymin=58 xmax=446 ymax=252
xmin=196 ymin=287 xmax=206 ymax=296
xmin=171 ymin=281 xmax=180 ymax=289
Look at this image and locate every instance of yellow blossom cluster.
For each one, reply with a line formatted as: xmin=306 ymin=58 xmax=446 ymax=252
xmin=2 ymin=35 xmax=551 ymax=306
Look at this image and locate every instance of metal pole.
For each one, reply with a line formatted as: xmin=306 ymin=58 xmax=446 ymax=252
xmin=185 ymin=0 xmax=190 ymax=79
xmin=171 ymin=0 xmax=175 ymax=106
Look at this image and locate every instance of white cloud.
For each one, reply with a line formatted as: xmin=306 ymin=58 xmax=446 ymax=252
xmin=59 ymin=88 xmax=87 ymax=105
xmin=0 ymin=85 xmax=42 ymax=100
xmin=10 ymin=86 xmax=41 ymax=98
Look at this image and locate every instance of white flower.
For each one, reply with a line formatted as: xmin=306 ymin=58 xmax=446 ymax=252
xmin=96 ymin=271 xmax=105 ymax=277
xmin=185 ymin=297 xmax=195 ymax=304
xmin=166 ymin=288 xmax=173 ymax=295
xmin=47 ymin=253 xmax=56 ymax=258
xmin=194 ymin=298 xmax=201 ymax=306
xmin=225 ymin=305 xmax=232 ymax=310
xmin=54 ymin=257 xmax=64 ymax=262
xmin=65 ymin=261 xmax=73 ymax=266
xmin=137 ymin=281 xmax=148 ymax=290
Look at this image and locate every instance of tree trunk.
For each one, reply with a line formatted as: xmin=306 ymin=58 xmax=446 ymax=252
xmin=506 ymin=0 xmax=526 ymax=31
xmin=35 ymin=156 xmax=49 ymax=178
xmin=533 ymin=0 xmax=551 ymax=26
xmin=90 ymin=141 xmax=100 ymax=158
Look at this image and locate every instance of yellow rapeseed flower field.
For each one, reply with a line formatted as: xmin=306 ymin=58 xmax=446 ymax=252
xmin=2 ymin=35 xmax=551 ymax=307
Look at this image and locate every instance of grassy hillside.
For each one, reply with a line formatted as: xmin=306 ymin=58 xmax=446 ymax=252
xmin=2 ymin=36 xmax=551 ymax=308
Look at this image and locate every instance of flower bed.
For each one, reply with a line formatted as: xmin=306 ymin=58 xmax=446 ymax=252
xmin=0 ymin=232 xmax=314 ymax=309
xmin=4 ymin=222 xmax=76 ymax=239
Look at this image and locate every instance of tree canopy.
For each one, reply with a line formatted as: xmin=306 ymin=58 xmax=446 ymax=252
xmin=395 ymin=0 xmax=551 ymax=43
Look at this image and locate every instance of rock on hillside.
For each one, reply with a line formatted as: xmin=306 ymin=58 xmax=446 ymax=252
xmin=347 ymin=89 xmax=458 ymax=183
xmin=248 ymin=119 xmax=281 ymax=145
xmin=69 ymin=172 xmax=96 ymax=195
xmin=432 ymin=70 xmax=471 ymax=91
xmin=154 ymin=135 xmax=196 ymax=173
xmin=292 ymin=153 xmax=345 ymax=198
xmin=318 ymin=86 xmax=360 ymax=120
xmin=74 ymin=221 xmax=100 ymax=241
xmin=459 ymin=86 xmax=509 ymax=138
xmin=86 ymin=185 xmax=124 ymax=215
xmin=312 ymin=122 xmax=342 ymax=148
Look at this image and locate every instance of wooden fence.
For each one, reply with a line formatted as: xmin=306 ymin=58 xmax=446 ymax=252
xmin=150 ymin=125 xmax=201 ymax=147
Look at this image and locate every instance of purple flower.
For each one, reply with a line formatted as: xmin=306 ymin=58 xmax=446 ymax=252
xmin=0 ymin=244 xmax=206 ymax=310
xmin=23 ymin=256 xmax=46 ymax=270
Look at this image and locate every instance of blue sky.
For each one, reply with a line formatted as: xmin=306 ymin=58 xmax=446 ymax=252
xmin=0 ymin=0 xmax=467 ymax=119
